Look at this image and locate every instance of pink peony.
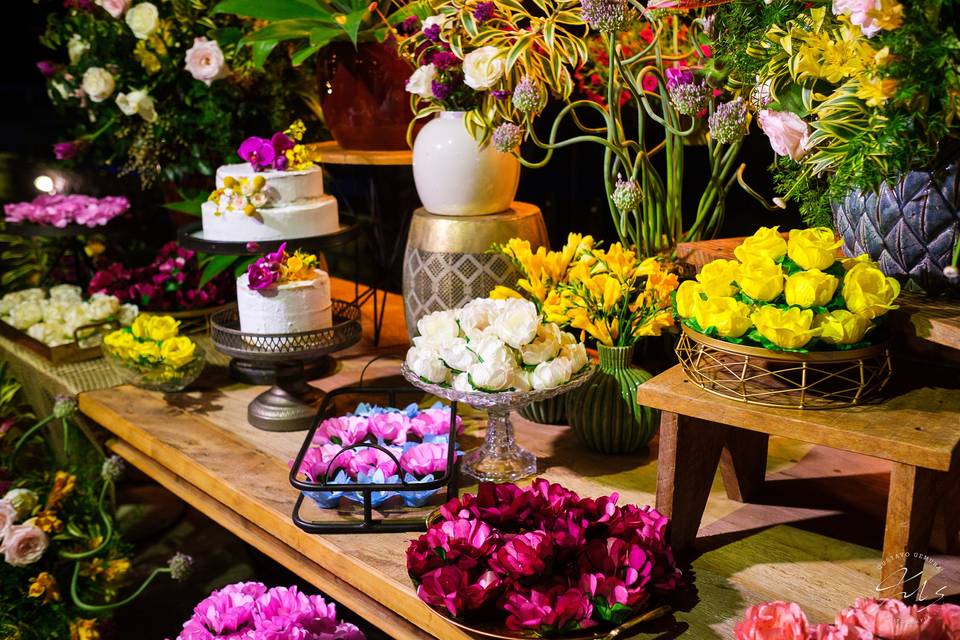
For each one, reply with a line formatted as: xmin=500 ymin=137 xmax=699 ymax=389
xmin=0 ymin=499 xmax=16 ymax=541
xmin=314 ymin=416 xmax=368 ymax=447
xmin=491 ymin=530 xmax=553 ymax=579
xmin=367 ymin=412 xmax=410 ymax=444
xmin=296 ymin=445 xmax=353 ymax=483
xmin=399 ymin=443 xmax=449 ymax=477
xmin=919 ymin=603 xmax=960 ymax=638
xmin=758 ymin=110 xmax=811 ymax=162
xmin=836 ymin=598 xmax=921 ymax=639
xmin=181 ymin=581 xmax=263 ymax=638
xmin=347 ymin=447 xmax=399 ymax=479
xmin=416 ymin=565 xmax=470 ymax=617
xmin=409 ymin=407 xmax=461 ymax=438
xmin=734 ymin=601 xmax=809 ymax=640
xmin=1 ymin=522 xmax=48 ymax=566
xmin=98 ymin=0 xmax=131 ymax=17
xmin=504 ymin=585 xmax=596 ymax=632
xmin=184 ymin=37 xmax=228 ymax=86
xmin=807 ymin=623 xmax=873 ymax=640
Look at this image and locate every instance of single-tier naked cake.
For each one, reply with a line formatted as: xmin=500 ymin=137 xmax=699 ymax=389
xmin=201 ymin=122 xmax=339 ymax=242
xmin=237 ymin=244 xmax=333 ymax=335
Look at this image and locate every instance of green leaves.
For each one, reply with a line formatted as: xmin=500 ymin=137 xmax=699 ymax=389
xmin=212 ymin=0 xmax=329 ymax=21
xmin=160 ymin=196 xmax=206 ymax=217
xmin=199 ymin=254 xmax=240 ymax=288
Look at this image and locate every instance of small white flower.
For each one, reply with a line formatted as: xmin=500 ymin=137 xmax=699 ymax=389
xmin=452 ymin=372 xmax=473 ymax=392
xmin=531 ymin=357 xmax=573 ymax=390
xmin=470 ymin=334 xmax=516 ymax=367
xmin=117 ymin=303 xmax=139 ymax=326
xmin=520 ymin=322 xmax=562 ymax=365
xmin=125 ymin=2 xmax=159 ymax=39
xmin=49 ymin=284 xmax=82 ymax=304
xmin=406 ymin=346 xmax=449 ymax=384
xmin=81 ymin=67 xmax=116 ymax=103
xmin=67 ymin=35 xmax=90 ymax=64
xmin=115 ymin=89 xmax=158 ymax=122
xmin=510 ymin=369 xmax=532 ymax=392
xmin=468 ymin=360 xmax=513 ymax=391
xmin=405 ymin=64 xmax=438 ymax=100
xmin=416 ymin=309 xmax=459 ymax=341
xmin=559 ymin=340 xmax=589 ymax=373
xmin=3 ymin=489 xmax=38 ymax=520
xmin=8 ymin=301 xmax=43 ymax=330
xmin=87 ymin=294 xmax=120 ymax=321
xmin=184 ymin=37 xmax=229 ymax=86
xmin=422 ymin=15 xmax=445 ymax=31
xmin=458 ymin=298 xmax=499 ymax=342
xmin=438 ymin=337 xmax=478 ymax=372
xmin=0 ymin=292 xmax=24 ymax=316
xmin=491 ymin=297 xmax=539 ymax=348
xmin=462 ymin=46 xmax=505 ymax=90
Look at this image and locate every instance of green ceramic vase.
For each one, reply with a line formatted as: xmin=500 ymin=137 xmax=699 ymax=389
xmin=565 ymin=344 xmax=659 ymax=454
xmin=518 ymin=395 xmax=567 ymax=425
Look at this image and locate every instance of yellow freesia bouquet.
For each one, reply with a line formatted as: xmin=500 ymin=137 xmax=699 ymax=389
xmin=102 ymin=315 xmax=203 ymax=387
xmin=674 ymin=227 xmax=901 ymax=352
xmin=489 ymin=233 xmax=596 ymax=312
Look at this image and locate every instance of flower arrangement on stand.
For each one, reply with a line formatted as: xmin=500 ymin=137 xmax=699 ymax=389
xmin=406 ymin=479 xmax=683 ymax=634
xmin=39 ymin=0 xmax=318 ymax=185
xmin=0 ymin=376 xmax=190 ymax=640
xmin=709 ymin=0 xmax=960 ymax=293
xmin=734 ymin=597 xmax=959 ymax=639
xmin=173 ymin=582 xmax=365 ymax=640
xmin=102 ymin=315 xmax=205 ymax=391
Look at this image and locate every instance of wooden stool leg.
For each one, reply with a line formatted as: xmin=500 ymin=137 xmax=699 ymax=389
xmin=879 ymin=463 xmax=938 ymax=601
xmin=719 ymin=429 xmax=769 ymax=502
xmin=656 ymin=412 xmax=728 ymax=552
xmin=931 ymin=466 xmax=960 ymax=554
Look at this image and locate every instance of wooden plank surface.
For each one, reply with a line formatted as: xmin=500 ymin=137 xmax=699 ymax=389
xmin=637 ymin=366 xmax=960 ymax=471
xmin=306 ymin=140 xmax=413 ymax=166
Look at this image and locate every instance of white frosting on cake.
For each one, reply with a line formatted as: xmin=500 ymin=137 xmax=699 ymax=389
xmin=201 ymin=163 xmax=339 ymax=242
xmin=237 ymin=270 xmax=333 ymax=335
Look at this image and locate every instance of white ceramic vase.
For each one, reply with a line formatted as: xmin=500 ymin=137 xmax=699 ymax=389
xmin=412 ymin=111 xmax=520 ymax=216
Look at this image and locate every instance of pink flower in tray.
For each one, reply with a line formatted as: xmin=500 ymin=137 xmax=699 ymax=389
xmin=504 ymin=585 xmax=596 ymax=633
xmin=919 ymin=604 xmax=960 ymax=638
xmin=314 ymin=416 xmax=368 ymax=447
xmin=181 ymin=581 xmax=263 ymax=638
xmin=368 ymin=412 xmax=411 ymax=444
xmin=400 ymin=443 xmax=449 ymax=477
xmin=806 ymin=623 xmax=872 ymax=640
xmin=835 ymin=598 xmax=921 ymax=639
xmin=734 ymin=601 xmax=809 ymax=640
xmin=409 ymin=407 xmax=461 ymax=438
xmin=348 ymin=447 xmax=399 ymax=479
xmin=491 ymin=530 xmax=553 ymax=579
xmin=296 ymin=444 xmax=354 ymax=483
xmin=416 ymin=566 xmax=502 ymax=617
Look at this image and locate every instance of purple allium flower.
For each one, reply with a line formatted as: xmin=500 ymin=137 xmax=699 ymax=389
xmin=709 ymin=97 xmax=748 ymax=144
xmin=668 ymin=81 xmax=711 ymax=116
xmin=492 ymin=123 xmax=523 ymax=153
xmin=397 ymin=15 xmax=420 ymax=35
xmin=431 ymin=80 xmax=452 ymax=101
xmin=430 ymin=51 xmax=460 ymax=71
xmin=512 ymin=76 xmax=543 ymax=114
xmin=53 ymin=395 xmax=77 ymax=418
xmin=101 ymin=455 xmax=125 ymax=483
xmin=581 ymin=0 xmax=630 ymax=32
xmin=37 ymin=61 xmax=59 ymax=77
xmin=473 ymin=1 xmax=495 ymax=22
xmin=168 ymin=552 xmax=194 ymax=581
xmin=423 ymin=24 xmax=441 ymax=42
xmin=664 ymin=67 xmax=694 ymax=89
xmin=53 ymin=141 xmax=78 ymax=160
xmin=237 ymin=136 xmax=276 ymax=171
xmin=491 ymin=89 xmax=511 ymax=100
xmin=611 ymin=177 xmax=642 ymax=212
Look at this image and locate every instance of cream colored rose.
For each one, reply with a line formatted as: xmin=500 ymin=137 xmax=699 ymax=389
xmin=9 ymin=301 xmax=43 ymax=330
xmin=67 ymin=35 xmax=90 ymax=64
xmin=468 ymin=360 xmax=514 ymax=391
xmin=470 ymin=334 xmax=515 ymax=367
xmin=530 ymin=357 xmax=573 ymax=390
xmin=126 ymin=2 xmax=159 ymax=39
xmin=417 ymin=309 xmax=459 ymax=341
xmin=758 ymin=110 xmax=811 ymax=161
xmin=49 ymin=284 xmax=82 ymax=304
xmin=87 ymin=293 xmax=120 ymax=321
xmin=560 ymin=340 xmax=589 ymax=373
xmin=184 ymin=37 xmax=228 ymax=86
xmin=462 ymin=46 xmax=505 ymax=90
xmin=438 ymin=338 xmax=478 ymax=372
xmin=115 ymin=90 xmax=157 ymax=122
xmin=520 ymin=322 xmax=561 ymax=365
xmin=406 ymin=346 xmax=449 ymax=384
xmin=405 ymin=64 xmax=437 ymax=100
xmin=458 ymin=298 xmax=498 ymax=342
xmin=117 ymin=304 xmax=139 ymax=326
xmin=491 ymin=298 xmax=539 ymax=348
xmin=510 ymin=369 xmax=532 ymax=392
xmin=81 ymin=67 xmax=116 ymax=103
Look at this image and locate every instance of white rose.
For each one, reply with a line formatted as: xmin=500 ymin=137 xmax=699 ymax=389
xmin=27 ymin=323 xmax=50 ymax=343
xmin=49 ymin=284 xmax=82 ymax=304
xmin=520 ymin=322 xmax=562 ymax=365
xmin=510 ymin=369 xmax=532 ymax=392
xmin=184 ymin=37 xmax=228 ymax=86
xmin=20 ymin=289 xmax=45 ymax=302
xmin=560 ymin=340 xmax=589 ymax=373
xmin=81 ymin=67 xmax=116 ymax=103
xmin=438 ymin=338 xmax=478 ymax=372
xmin=67 ymin=35 xmax=90 ymax=64
xmin=758 ymin=109 xmax=811 ymax=162
xmin=125 ymin=2 xmax=159 ymax=39
xmin=417 ymin=309 xmax=459 ymax=341
xmin=458 ymin=298 xmax=499 ymax=342
xmin=491 ymin=298 xmax=539 ymax=348
xmin=452 ymin=372 xmax=473 ymax=392
xmin=9 ymin=301 xmax=43 ymax=330
xmin=530 ymin=357 xmax=573 ymax=390
xmin=470 ymin=334 xmax=516 ymax=367
xmin=468 ymin=360 xmax=513 ymax=391
xmin=406 ymin=346 xmax=449 ymax=384
xmin=462 ymin=46 xmax=505 ymax=90
xmin=116 ymin=90 xmax=157 ymax=122
xmin=117 ymin=303 xmax=139 ymax=326
xmin=422 ymin=15 xmax=445 ymax=31
xmin=3 ymin=489 xmax=38 ymax=520
xmin=62 ymin=304 xmax=91 ymax=333
xmin=405 ymin=64 xmax=437 ymax=100
xmin=42 ymin=301 xmax=67 ymax=325
xmin=0 ymin=293 xmax=24 ymax=316
xmin=97 ymin=0 xmax=131 ymax=18
xmin=87 ymin=294 xmax=119 ymax=320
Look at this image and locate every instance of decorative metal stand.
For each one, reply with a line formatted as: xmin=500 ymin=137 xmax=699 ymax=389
xmin=289 ymin=384 xmax=461 ymax=534
xmin=210 ymin=301 xmax=361 ymax=431
xmin=401 ymin=364 xmax=595 ymax=483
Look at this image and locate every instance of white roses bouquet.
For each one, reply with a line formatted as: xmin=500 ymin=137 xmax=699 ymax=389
xmin=406 ymin=298 xmax=589 ymax=393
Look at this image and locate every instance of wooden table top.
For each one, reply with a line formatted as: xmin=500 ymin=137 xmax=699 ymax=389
xmin=306 ymin=140 xmax=413 ymax=166
xmin=637 ymin=366 xmax=960 ymax=472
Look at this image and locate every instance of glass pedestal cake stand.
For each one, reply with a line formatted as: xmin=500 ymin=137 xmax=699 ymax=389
xmin=210 ymin=301 xmax=361 ymax=431
xmin=401 ymin=364 xmax=594 ymax=483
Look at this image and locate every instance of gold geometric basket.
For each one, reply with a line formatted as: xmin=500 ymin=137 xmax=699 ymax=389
xmin=675 ymin=325 xmax=892 ymax=409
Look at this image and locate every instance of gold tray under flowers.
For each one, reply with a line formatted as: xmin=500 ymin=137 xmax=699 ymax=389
xmin=0 ymin=318 xmax=116 ymax=364
xmin=675 ymin=325 xmax=892 ymax=409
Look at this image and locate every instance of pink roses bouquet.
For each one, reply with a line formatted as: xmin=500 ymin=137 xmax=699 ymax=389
xmin=291 ymin=402 xmax=462 ymax=509
xmin=406 ymin=479 xmax=683 ymax=634
xmin=735 ymin=598 xmax=959 ymax=640
xmin=3 ymin=194 xmax=129 ymax=228
xmin=174 ymin=582 xmax=365 ymax=640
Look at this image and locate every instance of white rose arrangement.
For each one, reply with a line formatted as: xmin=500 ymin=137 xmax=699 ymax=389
xmin=125 ymin=2 xmax=159 ymax=39
xmin=81 ymin=67 xmax=116 ymax=103
xmin=0 ymin=286 xmax=137 ymax=348
xmin=405 ymin=298 xmax=589 ymax=393
xmin=115 ymin=89 xmax=158 ymax=123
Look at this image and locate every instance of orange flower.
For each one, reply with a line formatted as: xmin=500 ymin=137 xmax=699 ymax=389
xmin=33 ymin=509 xmax=63 ymax=534
xmin=70 ymin=619 xmax=100 ymax=640
xmin=45 ymin=471 xmax=76 ymax=510
xmin=28 ymin=572 xmax=61 ymax=604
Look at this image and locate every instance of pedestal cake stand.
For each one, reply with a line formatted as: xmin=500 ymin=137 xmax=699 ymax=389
xmin=210 ymin=301 xmax=361 ymax=431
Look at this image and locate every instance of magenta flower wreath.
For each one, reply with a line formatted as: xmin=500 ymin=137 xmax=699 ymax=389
xmin=406 ymin=479 xmax=684 ymax=635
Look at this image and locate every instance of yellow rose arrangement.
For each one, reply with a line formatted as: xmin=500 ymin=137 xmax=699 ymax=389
xmin=103 ymin=315 xmax=203 ymax=386
xmin=674 ymin=226 xmax=901 ymax=351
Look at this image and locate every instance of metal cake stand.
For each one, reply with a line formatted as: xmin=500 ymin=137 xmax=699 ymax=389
xmin=210 ymin=301 xmax=361 ymax=432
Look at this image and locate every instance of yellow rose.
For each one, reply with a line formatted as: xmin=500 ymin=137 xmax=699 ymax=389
xmin=696 ymin=259 xmax=741 ymax=297
xmin=814 ymin=309 xmax=872 ymax=345
xmin=787 ymin=227 xmax=842 ymax=270
xmin=145 ymin=315 xmax=180 ymax=342
xmin=133 ymin=340 xmax=161 ymax=363
xmin=842 ymin=253 xmax=879 ymax=271
xmin=674 ymin=280 xmax=704 ymax=318
xmin=130 ymin=315 xmax=151 ymax=339
xmin=104 ymin=330 xmax=137 ymax=359
xmin=842 ymin=263 xmax=900 ymax=319
xmin=784 ymin=269 xmax=839 ymax=308
xmin=750 ymin=306 xmax=820 ymax=349
xmin=734 ymin=226 xmax=787 ymax=263
xmin=160 ymin=336 xmax=197 ymax=369
xmin=694 ymin=297 xmax=753 ymax=338
xmin=737 ymin=257 xmax=785 ymax=302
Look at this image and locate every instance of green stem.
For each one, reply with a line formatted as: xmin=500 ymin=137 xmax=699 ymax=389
xmin=59 ymin=482 xmax=114 ymax=561
xmin=70 ymin=562 xmax=170 ymax=613
xmin=11 ymin=414 xmax=56 ymax=470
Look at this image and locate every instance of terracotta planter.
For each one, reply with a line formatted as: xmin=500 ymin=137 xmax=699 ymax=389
xmin=316 ymin=42 xmax=412 ymax=151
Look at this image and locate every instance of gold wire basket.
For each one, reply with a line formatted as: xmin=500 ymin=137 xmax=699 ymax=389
xmin=675 ymin=325 xmax=892 ymax=409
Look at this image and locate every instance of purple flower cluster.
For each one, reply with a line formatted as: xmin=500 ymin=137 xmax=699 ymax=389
xmin=709 ymin=97 xmax=748 ymax=144
xmin=175 ymin=582 xmax=365 ymax=640
xmin=473 ymin=1 xmax=496 ymax=22
xmin=581 ymin=0 xmax=630 ymax=32
xmin=407 ymin=480 xmax=683 ymax=633
xmin=397 ymin=15 xmax=420 ymax=36
xmin=88 ymin=241 xmax=231 ymax=311
xmin=4 ymin=194 xmax=129 ymax=228
xmin=246 ymin=243 xmax=287 ymax=291
xmin=53 ymin=141 xmax=80 ymax=160
xmin=423 ymin=23 xmax=441 ymax=42
xmin=238 ymin=132 xmax=295 ymax=172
